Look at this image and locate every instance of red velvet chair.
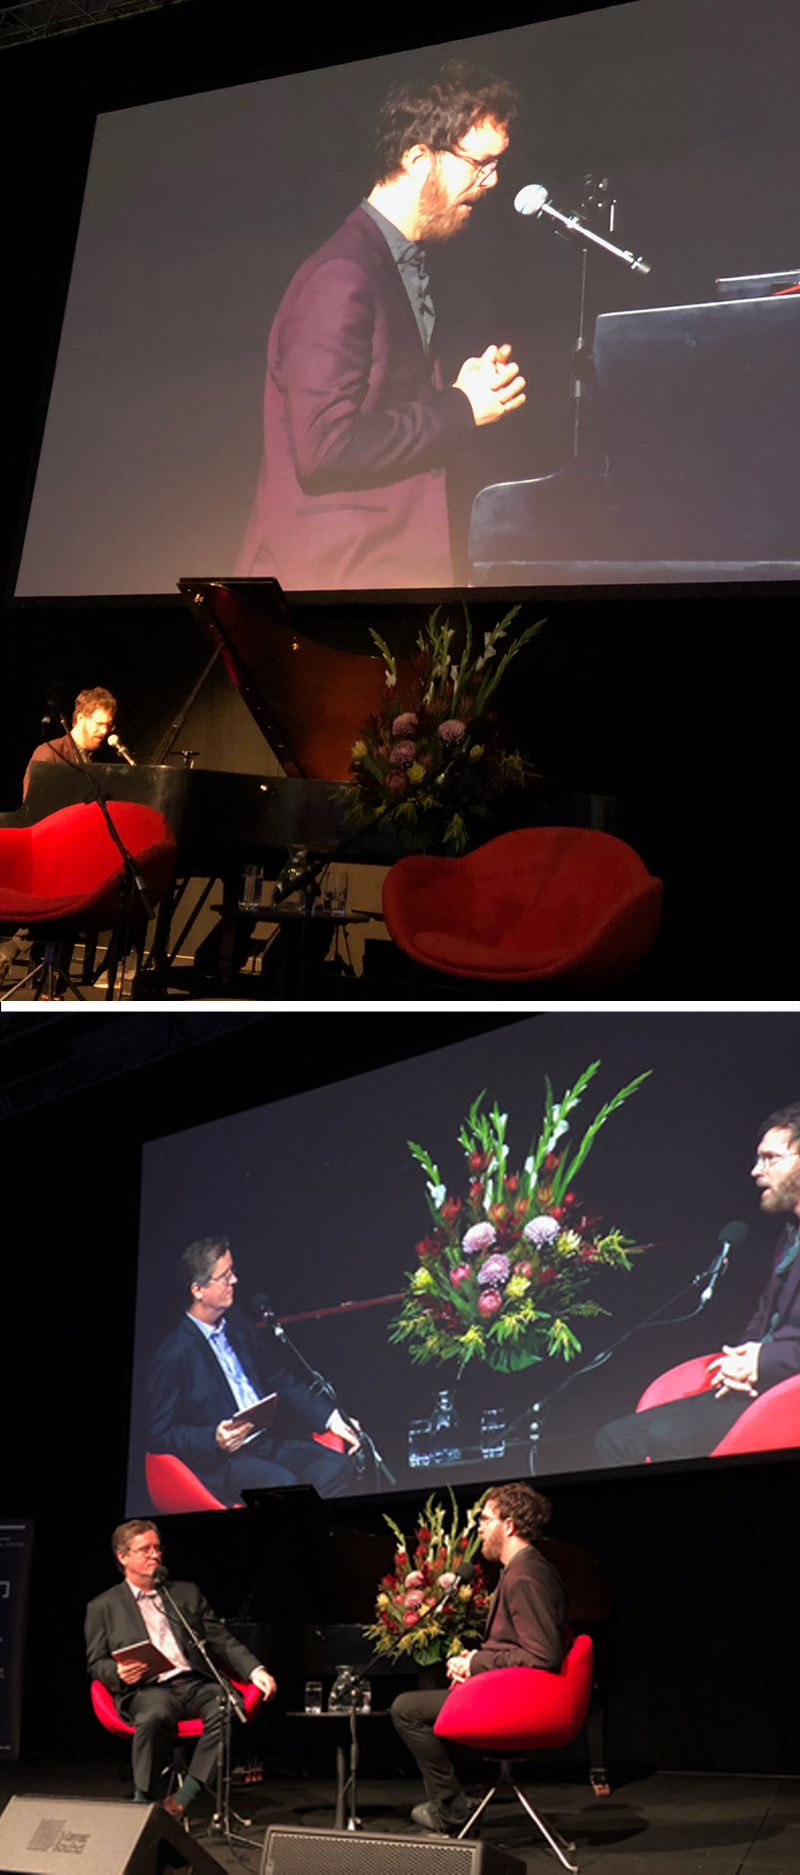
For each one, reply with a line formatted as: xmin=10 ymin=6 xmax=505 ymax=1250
xmin=636 ymin=1356 xmax=800 ymax=1455
xmin=91 ymin=1673 xmax=262 ymax=1799
xmin=0 ymin=801 xmax=176 ymax=1000
xmin=433 ymin=1634 xmax=594 ymax=1872
xmin=145 ymin=1432 xmax=347 ymax=1514
xmin=381 ymin=828 xmax=662 ymax=987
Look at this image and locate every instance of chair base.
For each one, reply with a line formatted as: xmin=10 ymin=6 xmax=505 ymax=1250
xmin=457 ymin=1761 xmax=579 ymax=1873
xmin=0 ymin=941 xmax=85 ymax=1002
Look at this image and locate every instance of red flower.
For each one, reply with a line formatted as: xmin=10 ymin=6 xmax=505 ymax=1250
xmin=469 ymin=1181 xmax=484 ymax=1205
xmin=468 ymin=1150 xmax=486 ymax=1172
xmin=506 ymin=1175 xmax=519 ymax=1192
xmin=539 ymin=1266 xmax=558 ymax=1286
xmin=416 ymin=1235 xmax=441 ymax=1259
xmin=478 ymin=1288 xmax=502 ymax=1317
xmin=441 ymin=1196 xmax=462 ymax=1222
xmin=515 ymin=1260 xmax=533 ymax=1279
xmin=488 ymin=1202 xmax=508 ymax=1225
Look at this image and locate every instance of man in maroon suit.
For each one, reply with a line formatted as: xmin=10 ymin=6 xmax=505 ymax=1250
xmin=236 ymin=62 xmax=525 ymax=590
xmin=391 ymin=1484 xmax=568 ymax=1835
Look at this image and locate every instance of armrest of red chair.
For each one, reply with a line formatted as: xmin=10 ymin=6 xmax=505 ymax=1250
xmin=434 ymin=1635 xmax=594 ymax=1752
xmin=313 ymin=1430 xmax=346 ymax=1452
xmin=91 ymin=1673 xmax=261 ymax=1738
xmin=636 ymin=1355 xmax=720 ymax=1413
xmin=145 ymin=1452 xmax=240 ymax=1513
xmin=712 ymin=1373 xmax=800 ymax=1455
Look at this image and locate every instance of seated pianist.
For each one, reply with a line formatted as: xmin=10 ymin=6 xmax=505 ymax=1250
xmin=23 ymin=687 xmax=118 ymax=798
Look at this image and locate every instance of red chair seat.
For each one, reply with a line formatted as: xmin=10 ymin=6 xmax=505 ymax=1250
xmin=381 ymin=828 xmax=662 ymax=986
xmin=434 ymin=1634 xmax=594 ymax=1754
xmin=636 ymin=1356 xmax=800 ymax=1455
xmin=0 ymin=802 xmax=176 ymax=930
xmin=145 ymin=1430 xmax=346 ymax=1514
xmin=91 ymin=1676 xmax=262 ymax=1739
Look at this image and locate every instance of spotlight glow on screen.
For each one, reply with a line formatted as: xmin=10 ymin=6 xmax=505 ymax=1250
xmin=126 ymin=1012 xmax=800 ymax=1514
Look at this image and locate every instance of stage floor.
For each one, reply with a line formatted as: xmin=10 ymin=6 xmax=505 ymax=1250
xmin=1 ymin=1758 xmax=798 ymax=1874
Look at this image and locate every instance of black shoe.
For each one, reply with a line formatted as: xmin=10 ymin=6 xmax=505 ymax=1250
xmin=411 ymin=1801 xmax=470 ymax=1836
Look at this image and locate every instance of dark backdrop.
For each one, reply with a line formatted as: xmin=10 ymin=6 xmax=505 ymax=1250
xmin=2 ymin=1011 xmax=799 ymax=1777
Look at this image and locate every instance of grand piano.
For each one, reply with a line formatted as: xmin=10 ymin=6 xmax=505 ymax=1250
xmin=469 ymin=277 xmax=800 ymax=584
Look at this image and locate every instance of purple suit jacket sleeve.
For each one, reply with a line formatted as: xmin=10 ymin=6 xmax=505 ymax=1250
xmin=469 ymin=1547 xmax=568 ymax=1676
xmin=268 ymin=214 xmax=475 ymax=495
xmin=743 ymin=1228 xmax=800 ymax=1391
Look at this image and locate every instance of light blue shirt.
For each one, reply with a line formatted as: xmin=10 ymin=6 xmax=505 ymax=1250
xmin=188 ymin=1313 xmax=261 ymax=1413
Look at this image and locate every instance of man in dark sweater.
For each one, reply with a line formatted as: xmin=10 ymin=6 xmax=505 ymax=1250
xmin=23 ymin=686 xmax=117 ymax=797
xmin=391 ymin=1482 xmax=569 ymax=1835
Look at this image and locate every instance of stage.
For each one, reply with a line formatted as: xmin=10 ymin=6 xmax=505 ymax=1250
xmin=0 ymin=1756 xmax=797 ymax=1874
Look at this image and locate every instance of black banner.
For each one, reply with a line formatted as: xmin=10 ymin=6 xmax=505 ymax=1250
xmin=0 ymin=1522 xmax=34 ymax=1761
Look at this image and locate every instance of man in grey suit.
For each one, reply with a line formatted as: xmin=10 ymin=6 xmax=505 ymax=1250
xmin=85 ymin=1519 xmax=276 ymax=1819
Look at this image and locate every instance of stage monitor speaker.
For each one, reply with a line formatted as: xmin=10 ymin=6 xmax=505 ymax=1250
xmin=0 ymin=1796 xmax=225 ymax=1875
xmin=261 ymin=1826 xmax=526 ymax=1875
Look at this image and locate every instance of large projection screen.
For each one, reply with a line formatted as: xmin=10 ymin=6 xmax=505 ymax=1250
xmin=15 ymin=0 xmax=800 ymax=596
xmin=127 ymin=1012 xmax=800 ymax=1514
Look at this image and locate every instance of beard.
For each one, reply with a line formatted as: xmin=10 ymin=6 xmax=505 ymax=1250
xmin=416 ymin=166 xmax=475 ymax=242
xmin=759 ymin=1167 xmax=800 ymax=1214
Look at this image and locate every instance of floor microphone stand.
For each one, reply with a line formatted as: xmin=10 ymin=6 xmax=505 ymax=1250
xmin=59 ymin=718 xmax=155 ymax=998
xmin=511 ymin=1248 xmax=733 ymax=1472
xmin=155 ymin=1579 xmax=256 ymax=1851
xmin=256 ymin=1306 xmax=396 ymax=1489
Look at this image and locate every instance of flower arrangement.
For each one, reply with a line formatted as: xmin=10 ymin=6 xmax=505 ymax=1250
xmin=364 ymin=1490 xmax=491 ymax=1667
xmin=339 ymin=605 xmax=546 ymax=853
xmin=389 ymin=1061 xmax=651 ymax=1374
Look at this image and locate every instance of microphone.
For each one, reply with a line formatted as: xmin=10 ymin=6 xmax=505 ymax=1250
xmin=41 ymin=686 xmax=68 ymax=729
xmin=514 ymin=183 xmax=651 ymax=274
xmin=152 ymin=1565 xmax=169 ymax=1585
xmin=431 ymin=1559 xmax=476 ymax=1617
xmin=700 ymin=1220 xmax=748 ymax=1305
xmin=107 ymin=732 xmax=136 ymax=765
xmin=251 ymin=1292 xmax=289 ymax=1344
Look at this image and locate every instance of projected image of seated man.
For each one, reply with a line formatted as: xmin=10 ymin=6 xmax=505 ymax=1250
xmin=146 ymin=1237 xmax=361 ymax=1503
xmin=235 ymin=60 xmax=526 ymax=590
xmin=596 ymin=1104 xmax=800 ymax=1466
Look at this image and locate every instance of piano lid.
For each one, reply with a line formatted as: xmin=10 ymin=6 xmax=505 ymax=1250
xmin=179 ymin=578 xmax=421 ymax=782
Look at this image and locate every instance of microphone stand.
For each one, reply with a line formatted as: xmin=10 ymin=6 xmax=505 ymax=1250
xmin=255 ymin=1304 xmax=396 ymax=1488
xmin=154 ymin=1577 xmax=256 ymax=1850
xmin=511 ymin=1244 xmax=735 ymax=1472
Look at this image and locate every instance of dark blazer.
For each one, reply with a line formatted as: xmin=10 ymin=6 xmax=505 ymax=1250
xmin=470 ymin=1544 xmax=569 ymax=1676
xmin=146 ymin=1309 xmax=332 ymax=1498
xmin=235 ymin=206 xmax=476 ymax=590
xmin=85 ymin=1578 xmax=260 ymax=1707
xmin=743 ymin=1223 xmax=800 ymax=1390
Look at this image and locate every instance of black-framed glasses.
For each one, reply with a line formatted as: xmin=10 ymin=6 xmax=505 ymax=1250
xmin=436 ymin=146 xmax=505 ymax=179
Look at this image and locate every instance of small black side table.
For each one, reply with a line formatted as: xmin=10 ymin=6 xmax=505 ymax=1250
xmin=288 ymin=1709 xmax=389 ymax=1831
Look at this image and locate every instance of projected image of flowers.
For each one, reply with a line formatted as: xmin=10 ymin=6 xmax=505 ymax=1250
xmin=390 ymin=1062 xmax=652 ymax=1373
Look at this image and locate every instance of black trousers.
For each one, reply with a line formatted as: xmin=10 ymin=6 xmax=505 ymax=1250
xmin=595 ymin=1388 xmax=751 ymax=1467
xmin=228 ymin=1435 xmax=355 ymax=1499
xmin=391 ymin=1689 xmax=463 ymax=1811
xmin=120 ymin=1672 xmax=225 ymax=1796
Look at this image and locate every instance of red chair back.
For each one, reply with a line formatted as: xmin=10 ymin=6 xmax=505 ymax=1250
xmin=381 ymin=828 xmax=662 ymax=985
xmin=712 ymin=1374 xmax=800 ymax=1455
xmin=145 ymin=1453 xmax=234 ymax=1514
xmin=0 ymin=802 xmax=176 ymax=927
xmin=433 ymin=1633 xmax=594 ymax=1754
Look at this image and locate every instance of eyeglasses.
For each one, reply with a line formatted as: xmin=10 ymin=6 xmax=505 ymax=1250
xmin=128 ymin=1544 xmax=162 ymax=1557
xmin=436 ymin=146 xmax=505 ymax=180
xmin=753 ymin=1150 xmax=797 ymax=1169
xmin=202 ymin=1265 xmax=237 ymax=1286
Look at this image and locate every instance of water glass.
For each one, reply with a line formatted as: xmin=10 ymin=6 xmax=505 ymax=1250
xmin=408 ymin=1418 xmax=432 ymax=1468
xmin=357 ymin=1680 xmax=372 ymax=1712
xmin=239 ymin=863 xmax=264 ymax=911
xmin=325 ymin=869 xmax=348 ymax=915
xmin=480 ymin=1407 xmax=507 ymax=1460
xmin=304 ymin=1679 xmax=323 ymax=1713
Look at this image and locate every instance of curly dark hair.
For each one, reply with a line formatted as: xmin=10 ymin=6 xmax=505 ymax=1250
xmin=372 ymin=60 xmax=518 ymax=184
xmin=759 ymin=1104 xmax=800 ymax=1150
xmin=486 ymin=1482 xmax=552 ymax=1544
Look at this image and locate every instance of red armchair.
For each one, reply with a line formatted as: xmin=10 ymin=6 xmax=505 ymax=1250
xmin=91 ymin=1675 xmax=263 ymax=1741
xmin=636 ymin=1356 xmax=800 ymax=1454
xmin=145 ymin=1432 xmax=347 ymax=1514
xmin=433 ymin=1634 xmax=594 ymax=1872
xmin=381 ymin=827 xmax=662 ymax=987
xmin=0 ymin=800 xmax=176 ymax=1000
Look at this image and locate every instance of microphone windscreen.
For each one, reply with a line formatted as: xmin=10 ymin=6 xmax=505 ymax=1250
xmin=456 ymin=1560 xmax=477 ymax=1585
xmin=718 ymin=1220 xmax=748 ymax=1247
xmin=514 ymin=183 xmax=549 ymax=216
xmin=152 ymin=1565 xmax=169 ymax=1585
xmin=250 ymin=1292 xmax=272 ymax=1320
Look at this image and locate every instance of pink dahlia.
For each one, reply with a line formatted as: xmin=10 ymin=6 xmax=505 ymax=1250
xmin=389 ymin=740 xmax=416 ymax=767
xmin=478 ymin=1253 xmax=511 ymax=1286
xmin=462 ymin=1222 xmax=497 ymax=1256
xmin=439 ymin=720 xmax=466 ymax=744
xmin=392 ymin=712 xmax=418 ymax=737
xmin=387 ymin=771 xmax=407 ymax=793
xmin=523 ymin=1216 xmax=560 ymax=1247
